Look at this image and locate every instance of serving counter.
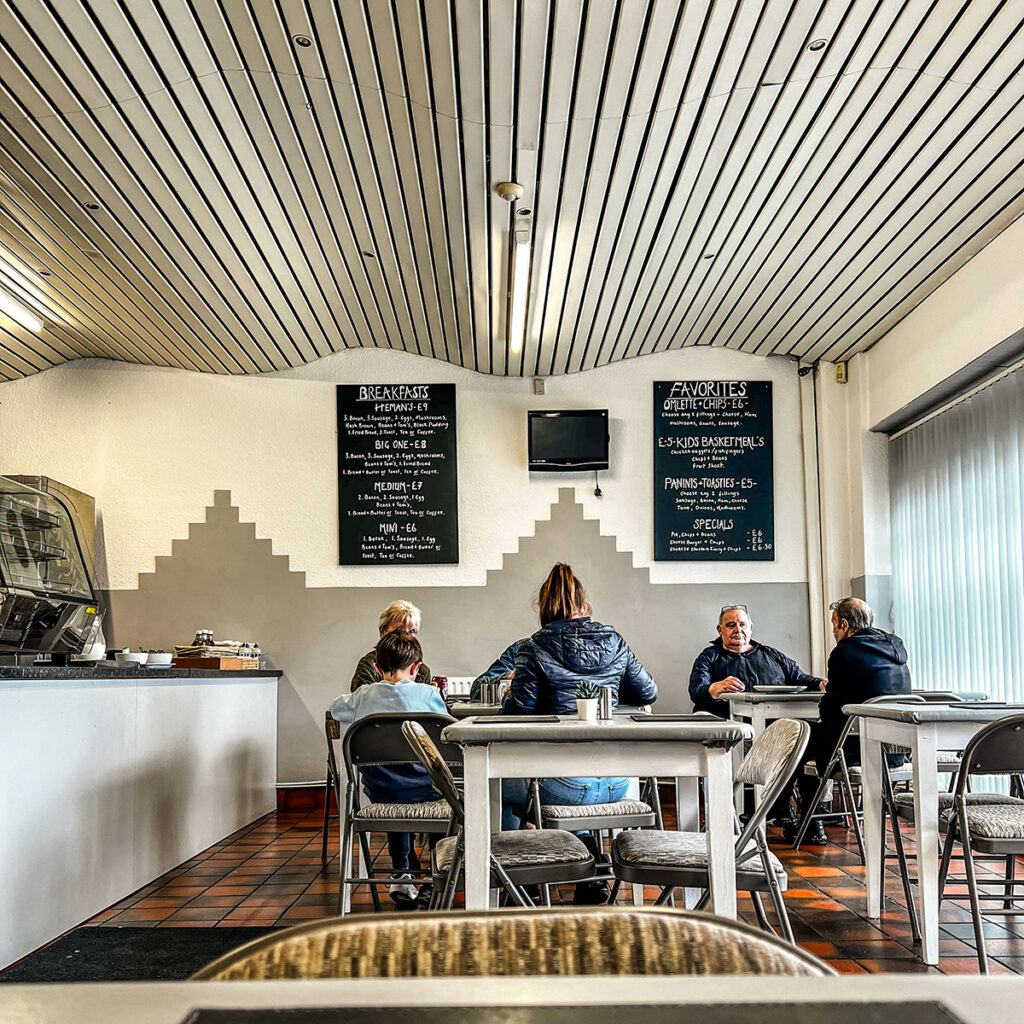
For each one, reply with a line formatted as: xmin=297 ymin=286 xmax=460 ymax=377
xmin=0 ymin=666 xmax=280 ymax=969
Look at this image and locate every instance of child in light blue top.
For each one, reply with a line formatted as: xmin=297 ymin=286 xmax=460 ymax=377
xmin=329 ymin=632 xmax=447 ymax=905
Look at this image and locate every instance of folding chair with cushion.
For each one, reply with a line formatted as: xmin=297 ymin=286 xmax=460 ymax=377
xmin=610 ymin=719 xmax=809 ymax=943
xmin=523 ymin=775 xmax=663 ymax=903
xmin=192 ymin=906 xmax=835 ymax=979
xmin=334 ymin=711 xmax=459 ymax=914
xmin=792 ymin=693 xmax=923 ymax=861
xmin=937 ymin=714 xmax=1024 ymax=973
xmin=401 ymin=720 xmax=595 ymax=908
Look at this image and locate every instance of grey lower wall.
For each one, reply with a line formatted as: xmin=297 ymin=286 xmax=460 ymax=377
xmin=106 ymin=488 xmax=812 ymax=783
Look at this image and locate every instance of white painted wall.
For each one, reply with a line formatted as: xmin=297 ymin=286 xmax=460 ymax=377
xmin=0 ymin=347 xmax=808 ymax=591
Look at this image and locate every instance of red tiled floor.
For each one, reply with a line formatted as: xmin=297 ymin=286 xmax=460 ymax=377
xmin=60 ymin=803 xmax=1024 ymax=977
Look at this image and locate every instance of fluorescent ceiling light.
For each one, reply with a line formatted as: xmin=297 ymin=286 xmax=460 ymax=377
xmin=508 ymin=232 xmax=530 ymax=355
xmin=0 ymin=285 xmax=43 ymax=332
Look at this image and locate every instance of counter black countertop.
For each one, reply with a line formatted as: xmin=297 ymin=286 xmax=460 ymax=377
xmin=0 ymin=665 xmax=283 ymax=680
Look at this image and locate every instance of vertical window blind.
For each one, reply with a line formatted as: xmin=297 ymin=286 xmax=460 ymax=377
xmin=890 ymin=365 xmax=1024 ymax=701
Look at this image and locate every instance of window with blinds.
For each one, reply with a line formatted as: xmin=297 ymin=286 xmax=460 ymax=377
xmin=890 ymin=366 xmax=1024 ymax=701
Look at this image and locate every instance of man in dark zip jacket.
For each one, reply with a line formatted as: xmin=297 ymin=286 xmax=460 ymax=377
xmin=783 ymin=596 xmax=912 ymax=843
xmin=689 ymin=604 xmax=822 ymax=717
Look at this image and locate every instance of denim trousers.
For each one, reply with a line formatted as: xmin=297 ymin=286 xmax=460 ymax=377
xmin=501 ymin=776 xmax=629 ymax=830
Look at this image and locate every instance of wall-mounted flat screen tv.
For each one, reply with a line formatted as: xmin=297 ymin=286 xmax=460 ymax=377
xmin=528 ymin=409 xmax=609 ymax=472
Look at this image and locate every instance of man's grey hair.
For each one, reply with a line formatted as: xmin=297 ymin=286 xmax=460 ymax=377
xmin=829 ymin=597 xmax=873 ymax=632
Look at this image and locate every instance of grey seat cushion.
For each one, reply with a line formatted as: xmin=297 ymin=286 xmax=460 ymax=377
xmin=355 ymin=799 xmax=450 ymax=821
xmin=434 ymin=829 xmax=591 ymax=872
xmin=541 ymin=799 xmax=652 ymax=819
xmin=613 ymin=829 xmax=785 ymax=878
xmin=894 ymin=791 xmax=1024 ymax=813
xmin=939 ymin=803 xmax=1024 ymax=839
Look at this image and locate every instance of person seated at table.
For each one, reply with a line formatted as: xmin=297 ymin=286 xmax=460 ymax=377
xmin=689 ymin=604 xmax=822 ymax=717
xmin=502 ymin=563 xmax=658 ymax=903
xmin=330 ymin=631 xmax=446 ymax=908
xmin=781 ymin=597 xmax=912 ymax=844
xmin=350 ymin=599 xmax=431 ymax=691
xmin=468 ymin=638 xmax=529 ymax=701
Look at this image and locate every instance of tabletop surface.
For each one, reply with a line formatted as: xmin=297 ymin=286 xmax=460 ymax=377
xmin=443 ymin=715 xmax=753 ymax=746
xmin=724 ymin=691 xmax=822 ymax=704
xmin=0 ymin=975 xmax=1021 ymax=1024
xmin=843 ymin=701 xmax=1024 ymax=724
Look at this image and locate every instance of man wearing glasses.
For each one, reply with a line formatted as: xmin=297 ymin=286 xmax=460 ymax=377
xmin=689 ymin=604 xmax=822 ymax=716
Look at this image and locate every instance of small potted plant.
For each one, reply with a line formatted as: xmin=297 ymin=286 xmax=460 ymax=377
xmin=576 ymin=679 xmax=600 ymax=721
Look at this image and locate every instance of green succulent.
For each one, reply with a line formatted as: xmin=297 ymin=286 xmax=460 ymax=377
xmin=576 ymin=680 xmax=601 ymax=701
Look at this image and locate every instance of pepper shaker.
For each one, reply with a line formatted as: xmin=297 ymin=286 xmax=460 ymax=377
xmin=598 ymin=687 xmax=614 ymax=720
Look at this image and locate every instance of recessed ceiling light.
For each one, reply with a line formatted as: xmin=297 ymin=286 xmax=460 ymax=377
xmin=83 ymin=201 xmax=100 ymax=210
xmin=38 ymin=269 xmax=51 ymax=276
xmin=808 ymin=39 xmax=827 ymax=51
xmin=293 ymin=35 xmax=312 ymax=48
xmin=361 ymin=250 xmax=375 ymax=259
xmin=703 ymin=252 xmax=715 ymax=260
xmin=517 ymin=208 xmax=532 ymax=217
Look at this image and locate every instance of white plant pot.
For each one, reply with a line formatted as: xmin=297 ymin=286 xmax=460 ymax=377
xmin=576 ymin=698 xmax=598 ymax=722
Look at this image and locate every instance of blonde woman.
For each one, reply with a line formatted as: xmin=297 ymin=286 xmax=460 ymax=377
xmin=350 ymin=600 xmax=432 ymax=691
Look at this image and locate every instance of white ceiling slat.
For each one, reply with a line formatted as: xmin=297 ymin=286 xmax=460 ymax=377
xmin=800 ymin=125 xmax=1024 ymax=362
xmin=0 ymin=0 xmax=1021 ymax=379
xmin=0 ymin=116 xmax=224 ymax=373
xmin=745 ymin=70 xmax=974 ymax=355
xmin=420 ymin=2 xmax=474 ymax=368
xmin=767 ymin=78 xmax=1016 ymax=355
xmin=542 ymin=0 xmax=618 ymax=376
xmin=452 ymin=0 xmax=491 ymax=371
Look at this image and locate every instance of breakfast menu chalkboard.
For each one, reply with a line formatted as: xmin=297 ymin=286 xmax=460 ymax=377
xmin=653 ymin=380 xmax=774 ymax=561
xmin=337 ymin=384 xmax=458 ymax=565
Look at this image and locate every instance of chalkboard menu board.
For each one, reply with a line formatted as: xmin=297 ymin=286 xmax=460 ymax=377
xmin=653 ymin=380 xmax=774 ymax=561
xmin=337 ymin=384 xmax=458 ymax=565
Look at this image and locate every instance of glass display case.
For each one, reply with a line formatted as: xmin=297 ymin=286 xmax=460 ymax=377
xmin=0 ymin=476 xmax=100 ymax=654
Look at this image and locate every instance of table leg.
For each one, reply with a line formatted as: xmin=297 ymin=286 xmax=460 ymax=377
xmin=676 ymin=776 xmax=702 ymax=908
xmin=463 ymin=746 xmax=491 ymax=911
xmin=913 ymin=726 xmax=941 ymax=965
xmin=751 ymin=706 xmax=768 ymax=807
xmin=731 ymin=709 xmax=746 ymax=816
xmin=862 ymin=729 xmax=884 ymax=921
xmin=705 ymin=748 xmax=737 ymax=920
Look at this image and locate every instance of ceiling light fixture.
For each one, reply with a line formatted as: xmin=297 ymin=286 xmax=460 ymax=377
xmin=808 ymin=38 xmax=827 ymax=51
xmin=0 ymin=285 xmax=44 ymax=331
xmin=83 ymin=201 xmax=100 ymax=210
xmin=293 ymin=35 xmax=312 ymax=48
xmin=508 ymin=230 xmax=530 ymax=355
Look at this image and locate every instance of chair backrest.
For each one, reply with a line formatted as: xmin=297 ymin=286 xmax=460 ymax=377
xmin=341 ymin=711 xmax=460 ymax=772
xmin=912 ymin=689 xmax=967 ymax=703
xmin=192 ymin=907 xmax=835 ymax=979
xmin=402 ymin=719 xmax=464 ymax=824
xmin=734 ymin=719 xmax=809 ymax=856
xmin=956 ymin=714 xmax=1024 ymax=788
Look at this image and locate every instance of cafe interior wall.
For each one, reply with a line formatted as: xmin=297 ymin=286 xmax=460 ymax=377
xmin=1 ymin=345 xmax=815 ymax=783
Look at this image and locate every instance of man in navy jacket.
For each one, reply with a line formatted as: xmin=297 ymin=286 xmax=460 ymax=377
xmin=783 ymin=597 xmax=911 ymax=843
xmin=689 ymin=605 xmax=821 ymax=717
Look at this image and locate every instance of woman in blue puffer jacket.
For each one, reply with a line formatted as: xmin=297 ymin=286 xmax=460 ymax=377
xmin=501 ymin=563 xmax=658 ymax=835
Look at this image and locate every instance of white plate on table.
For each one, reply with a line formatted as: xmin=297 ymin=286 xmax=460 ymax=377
xmin=752 ymin=685 xmax=808 ymax=694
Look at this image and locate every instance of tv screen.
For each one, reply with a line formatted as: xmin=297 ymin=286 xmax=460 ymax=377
xmin=528 ymin=410 xmax=609 ymax=471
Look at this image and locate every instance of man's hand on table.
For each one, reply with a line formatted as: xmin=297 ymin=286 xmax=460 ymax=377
xmin=709 ymin=676 xmax=745 ymax=700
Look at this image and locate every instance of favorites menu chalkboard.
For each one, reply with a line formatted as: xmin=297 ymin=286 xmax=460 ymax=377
xmin=654 ymin=380 xmax=774 ymax=561
xmin=337 ymin=384 xmax=458 ymax=565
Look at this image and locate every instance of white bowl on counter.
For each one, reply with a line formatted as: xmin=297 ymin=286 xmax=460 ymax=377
xmin=145 ymin=652 xmax=173 ymax=667
xmin=114 ymin=652 xmax=148 ymax=666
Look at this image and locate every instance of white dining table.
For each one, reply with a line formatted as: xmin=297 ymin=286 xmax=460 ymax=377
xmin=723 ymin=690 xmax=823 ymax=810
xmin=846 ymin=700 xmax=1024 ymax=965
xmin=441 ymin=714 xmax=753 ymax=917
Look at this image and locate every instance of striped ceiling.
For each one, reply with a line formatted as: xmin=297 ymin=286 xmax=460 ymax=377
xmin=0 ymin=1 xmax=1022 ymax=381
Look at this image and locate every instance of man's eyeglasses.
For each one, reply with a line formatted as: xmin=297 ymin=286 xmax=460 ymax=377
xmin=719 ymin=604 xmax=748 ymax=615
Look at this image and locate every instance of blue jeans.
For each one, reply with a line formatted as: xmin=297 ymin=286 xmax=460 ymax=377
xmin=501 ymin=776 xmax=629 ymax=830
